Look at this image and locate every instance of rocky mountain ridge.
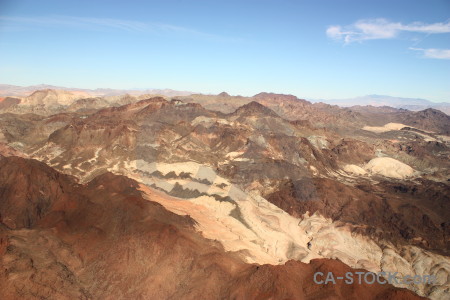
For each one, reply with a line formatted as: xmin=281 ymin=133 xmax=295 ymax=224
xmin=1 ymin=89 xmax=449 ymax=299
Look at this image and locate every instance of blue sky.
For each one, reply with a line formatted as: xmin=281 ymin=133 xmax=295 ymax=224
xmin=0 ymin=0 xmax=449 ymax=102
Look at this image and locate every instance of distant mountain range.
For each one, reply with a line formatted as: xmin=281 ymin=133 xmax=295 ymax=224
xmin=311 ymin=94 xmax=450 ymax=115
xmin=0 ymin=84 xmax=193 ymax=97
xmin=1 ymin=85 xmax=449 ymax=115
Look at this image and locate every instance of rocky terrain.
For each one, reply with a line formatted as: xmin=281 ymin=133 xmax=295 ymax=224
xmin=0 ymin=155 xmax=425 ymax=300
xmin=1 ymin=88 xmax=449 ymax=299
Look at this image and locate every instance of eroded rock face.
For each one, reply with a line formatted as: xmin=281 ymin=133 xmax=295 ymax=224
xmin=266 ymin=177 xmax=450 ymax=253
xmin=0 ymin=156 xmax=424 ymax=300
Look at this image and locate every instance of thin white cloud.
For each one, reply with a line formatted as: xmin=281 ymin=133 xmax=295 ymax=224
xmin=327 ymin=18 xmax=450 ymax=44
xmin=0 ymin=15 xmax=158 ymax=35
xmin=0 ymin=15 xmax=149 ymax=32
xmin=410 ymin=47 xmax=450 ymax=59
xmin=0 ymin=15 xmax=239 ymax=42
xmin=154 ymin=23 xmax=233 ymax=41
xmin=70 ymin=17 xmax=150 ymax=32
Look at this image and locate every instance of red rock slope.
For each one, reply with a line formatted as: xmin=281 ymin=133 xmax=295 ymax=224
xmin=0 ymin=155 xmax=425 ymax=299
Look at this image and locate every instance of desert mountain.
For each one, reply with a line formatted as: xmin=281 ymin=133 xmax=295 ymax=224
xmin=1 ymin=89 xmax=449 ymax=299
xmin=0 ymin=155 xmax=424 ymax=299
xmin=176 ymin=92 xmax=450 ymax=135
xmin=20 ymin=89 xmax=91 ymax=106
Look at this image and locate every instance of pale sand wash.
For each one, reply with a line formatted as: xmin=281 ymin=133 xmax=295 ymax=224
xmin=363 ymin=123 xmax=411 ymax=133
xmin=122 ymin=160 xmax=449 ymax=299
xmin=125 ymin=160 xmax=382 ymax=270
xmin=343 ymin=157 xmax=416 ymax=179
xmin=362 ymin=123 xmax=438 ymax=142
xmin=363 ymin=122 xmax=438 ymax=135
xmin=364 ymin=157 xmax=416 ymax=179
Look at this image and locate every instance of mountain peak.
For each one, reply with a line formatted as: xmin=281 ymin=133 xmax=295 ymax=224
xmin=417 ymin=107 xmax=449 ymax=117
xmin=233 ymin=101 xmax=279 ymax=117
xmin=253 ymin=92 xmax=298 ymax=101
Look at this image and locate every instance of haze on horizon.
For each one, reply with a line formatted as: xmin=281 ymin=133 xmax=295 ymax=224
xmin=0 ymin=0 xmax=449 ymax=102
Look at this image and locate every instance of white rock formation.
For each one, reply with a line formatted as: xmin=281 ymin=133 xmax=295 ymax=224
xmin=364 ymin=157 xmax=415 ymax=179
